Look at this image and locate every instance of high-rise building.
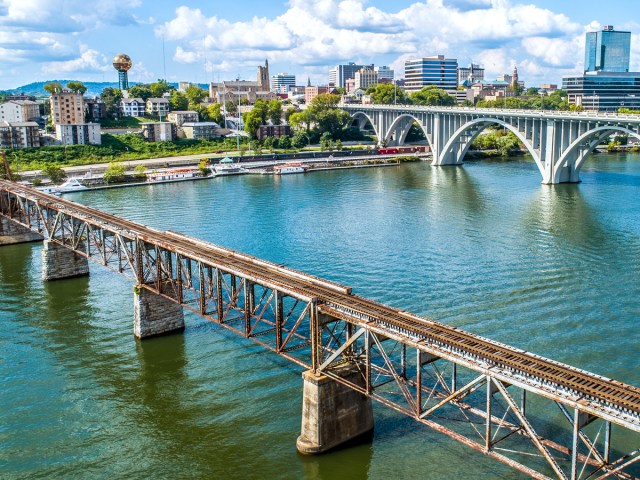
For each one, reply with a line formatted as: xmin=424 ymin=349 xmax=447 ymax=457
xmin=457 ymin=64 xmax=484 ymax=86
xmin=257 ymin=59 xmax=270 ymax=91
xmin=584 ymin=26 xmax=631 ymax=73
xmin=50 ymin=91 xmax=85 ymax=125
xmin=563 ymin=25 xmax=638 ymax=111
xmin=374 ymin=66 xmax=394 ymax=83
xmin=404 ymin=56 xmax=458 ymax=92
xmin=329 ymin=63 xmax=374 ymax=88
xmin=354 ymin=67 xmax=378 ymax=91
xmin=271 ymin=73 xmax=296 ymax=93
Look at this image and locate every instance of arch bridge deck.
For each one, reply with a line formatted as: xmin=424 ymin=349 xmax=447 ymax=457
xmin=342 ymin=104 xmax=640 ymax=184
xmin=1 ymin=179 xmax=638 ymax=480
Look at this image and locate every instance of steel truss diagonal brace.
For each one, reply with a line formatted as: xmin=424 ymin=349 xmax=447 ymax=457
xmin=493 ymin=379 xmax=568 ymax=480
xmin=318 ymin=327 xmax=366 ymax=372
xmin=420 ymin=373 xmax=486 ymax=419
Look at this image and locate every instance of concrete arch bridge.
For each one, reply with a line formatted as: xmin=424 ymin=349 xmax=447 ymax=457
xmin=341 ymin=105 xmax=640 ymax=184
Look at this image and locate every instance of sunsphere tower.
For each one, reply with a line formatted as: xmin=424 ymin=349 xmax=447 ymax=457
xmin=113 ymin=54 xmax=133 ymax=90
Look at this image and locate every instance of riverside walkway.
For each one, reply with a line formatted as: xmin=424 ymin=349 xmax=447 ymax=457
xmin=1 ymin=178 xmax=638 ymax=480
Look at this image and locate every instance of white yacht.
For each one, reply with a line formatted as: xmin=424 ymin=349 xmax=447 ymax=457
xmin=273 ymin=162 xmax=307 ymax=175
xmin=57 ymin=178 xmax=90 ymax=193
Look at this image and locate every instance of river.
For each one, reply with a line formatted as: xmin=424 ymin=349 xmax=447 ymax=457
xmin=2 ymin=154 xmax=639 ymax=479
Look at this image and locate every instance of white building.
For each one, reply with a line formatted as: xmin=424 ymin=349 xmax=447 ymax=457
xmin=0 ymin=121 xmax=40 ymax=148
xmin=55 ymin=123 xmax=101 ymax=145
xmin=374 ymin=66 xmax=395 ymax=83
xmin=271 ymin=73 xmax=296 ymax=93
xmin=120 ymin=98 xmax=145 ymax=117
xmin=140 ymin=122 xmax=175 ymax=142
xmin=146 ymin=98 xmax=170 ymax=117
xmin=354 ymin=67 xmax=378 ymax=91
xmin=0 ymin=100 xmax=40 ymax=123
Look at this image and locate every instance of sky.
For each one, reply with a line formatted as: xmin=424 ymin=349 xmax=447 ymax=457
xmin=1 ymin=0 xmax=639 ymax=90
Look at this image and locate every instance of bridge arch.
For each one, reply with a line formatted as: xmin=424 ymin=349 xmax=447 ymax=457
xmin=350 ymin=111 xmax=379 ymax=142
xmin=555 ymin=126 xmax=640 ymax=183
xmin=383 ymin=113 xmax=434 ymax=151
xmin=438 ymin=118 xmax=544 ymax=176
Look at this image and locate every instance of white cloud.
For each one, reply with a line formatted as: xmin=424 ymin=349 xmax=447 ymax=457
xmin=41 ymin=47 xmax=110 ymax=74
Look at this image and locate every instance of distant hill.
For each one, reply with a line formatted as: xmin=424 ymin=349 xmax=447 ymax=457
xmin=3 ymin=81 xmax=208 ymax=98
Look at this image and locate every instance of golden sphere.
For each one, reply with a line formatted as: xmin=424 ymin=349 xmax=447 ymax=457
xmin=113 ymin=54 xmax=132 ymax=72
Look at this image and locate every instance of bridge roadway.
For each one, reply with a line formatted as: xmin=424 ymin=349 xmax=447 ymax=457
xmin=1 ymin=178 xmax=639 ymax=479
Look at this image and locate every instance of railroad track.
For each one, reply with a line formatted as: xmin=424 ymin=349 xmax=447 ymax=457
xmin=2 ymin=180 xmax=640 ymax=419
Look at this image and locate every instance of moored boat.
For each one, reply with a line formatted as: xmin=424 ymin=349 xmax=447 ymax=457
xmin=57 ymin=178 xmax=90 ymax=193
xmin=273 ymin=162 xmax=307 ymax=175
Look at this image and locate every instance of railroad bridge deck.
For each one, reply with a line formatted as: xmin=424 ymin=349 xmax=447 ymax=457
xmin=1 ymin=179 xmax=638 ymax=480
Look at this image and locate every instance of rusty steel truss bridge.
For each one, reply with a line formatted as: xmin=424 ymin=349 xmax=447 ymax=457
xmin=342 ymin=105 xmax=640 ymax=184
xmin=1 ymin=178 xmax=639 ymax=480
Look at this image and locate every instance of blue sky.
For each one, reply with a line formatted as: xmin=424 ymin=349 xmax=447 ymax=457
xmin=0 ymin=0 xmax=638 ymax=90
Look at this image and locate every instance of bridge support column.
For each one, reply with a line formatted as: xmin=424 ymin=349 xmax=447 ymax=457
xmin=0 ymin=217 xmax=43 ymax=245
xmin=42 ymin=240 xmax=89 ymax=281
xmin=133 ymin=285 xmax=185 ymax=339
xmin=296 ymin=365 xmax=374 ymax=455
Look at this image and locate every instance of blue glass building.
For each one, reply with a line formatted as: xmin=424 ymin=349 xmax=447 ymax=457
xmin=404 ymin=56 xmax=458 ymax=92
xmin=584 ymin=26 xmax=631 ymax=73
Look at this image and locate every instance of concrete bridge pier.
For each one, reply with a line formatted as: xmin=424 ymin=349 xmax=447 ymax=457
xmin=133 ymin=285 xmax=185 ymax=339
xmin=42 ymin=240 xmax=89 ymax=281
xmin=0 ymin=217 xmax=43 ymax=245
xmin=296 ymin=365 xmax=374 ymax=455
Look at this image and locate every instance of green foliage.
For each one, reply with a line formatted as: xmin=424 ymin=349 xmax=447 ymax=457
xmin=197 ymin=159 xmax=210 ymax=176
xmin=207 ymin=104 xmax=224 ymax=124
xmin=268 ymin=99 xmax=283 ymax=125
xmin=618 ymin=108 xmax=640 ymax=114
xmin=41 ymin=164 xmax=66 ymax=184
xmin=335 ymin=139 xmax=343 ymax=151
xmin=169 ymin=90 xmax=189 ymax=111
xmin=44 ymin=82 xmax=64 ymax=94
xmin=291 ymin=131 xmax=308 ymax=149
xmin=410 ymin=86 xmax=456 ymax=106
xmin=128 ymin=85 xmax=153 ymax=101
xmin=103 ymin=162 xmax=126 ymax=183
xmin=66 ymin=81 xmax=87 ymax=94
xmin=133 ymin=164 xmax=147 ymax=178
xmin=365 ymin=83 xmax=406 ymax=104
xmin=100 ymin=87 xmax=123 ymax=119
xmin=320 ymin=132 xmax=333 ymax=151
xmin=284 ymin=106 xmax=298 ymax=123
xmin=525 ymin=87 xmax=540 ymax=96
xmin=278 ymin=135 xmax=291 ymax=149
xmin=471 ymin=129 xmax=522 ymax=156
xmin=100 ymin=116 xmax=142 ymax=128
xmin=243 ymin=100 xmax=269 ymax=139
xmin=149 ymin=79 xmax=174 ymax=98
xmin=185 ymin=85 xmax=207 ymax=105
xmin=476 ymin=90 xmax=569 ymax=110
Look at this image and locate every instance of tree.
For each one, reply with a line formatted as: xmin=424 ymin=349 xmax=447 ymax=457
xmin=410 ymin=86 xmax=456 ymax=106
xmin=365 ymin=83 xmax=406 ymax=104
xmin=128 ymin=85 xmax=153 ymax=101
xmin=278 ymin=135 xmax=291 ymax=149
xmin=525 ymin=87 xmax=540 ymax=96
xmin=185 ymin=85 xmax=207 ymax=105
xmin=169 ymin=90 xmax=189 ymax=111
xmin=149 ymin=79 xmax=173 ymax=98
xmin=66 ymin=81 xmax=87 ymax=95
xmin=100 ymin=87 xmax=123 ymax=119
xmin=289 ymin=109 xmax=314 ymax=132
xmin=243 ymin=100 xmax=269 ymax=139
xmin=284 ymin=106 xmax=299 ymax=123
xmin=207 ymin=104 xmax=224 ymax=125
xmin=41 ymin=164 xmax=66 ymax=184
xmin=268 ymin=99 xmax=282 ymax=125
xmin=43 ymin=82 xmax=64 ymax=95
xmin=102 ymin=162 xmax=126 ymax=183
xmin=197 ymin=159 xmax=211 ymax=176
xmin=291 ymin=131 xmax=308 ymax=149
xmin=320 ymin=132 xmax=333 ymax=151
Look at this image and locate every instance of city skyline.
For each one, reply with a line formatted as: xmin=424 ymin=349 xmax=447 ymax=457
xmin=0 ymin=0 xmax=639 ymax=90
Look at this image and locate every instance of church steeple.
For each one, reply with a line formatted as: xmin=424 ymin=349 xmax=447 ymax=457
xmin=512 ymin=65 xmax=519 ymax=89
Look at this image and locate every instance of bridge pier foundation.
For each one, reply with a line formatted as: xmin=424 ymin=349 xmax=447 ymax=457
xmin=42 ymin=240 xmax=89 ymax=281
xmin=296 ymin=366 xmax=373 ymax=455
xmin=0 ymin=217 xmax=43 ymax=245
xmin=133 ymin=285 xmax=185 ymax=339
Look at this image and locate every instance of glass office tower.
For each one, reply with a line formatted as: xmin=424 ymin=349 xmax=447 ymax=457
xmin=584 ymin=26 xmax=631 ymax=73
